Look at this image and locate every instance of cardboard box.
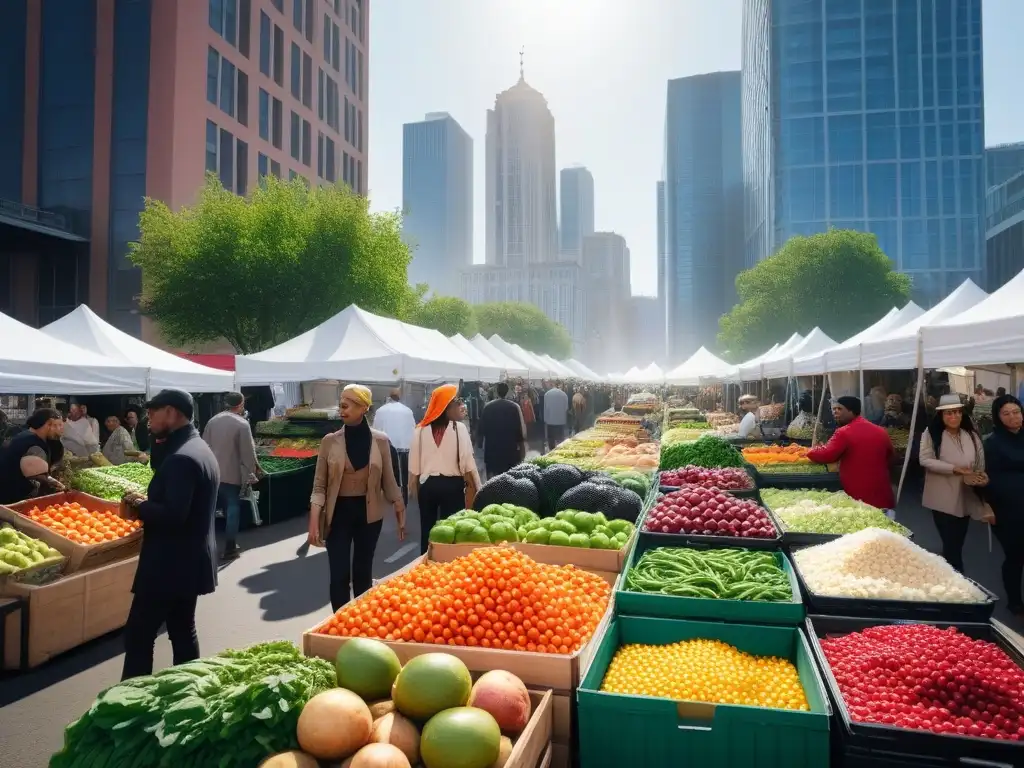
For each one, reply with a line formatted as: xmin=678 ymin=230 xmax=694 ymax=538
xmin=2 ymin=555 xmax=137 ymax=669
xmin=303 ymin=555 xmax=614 ymax=692
xmin=2 ymin=492 xmax=142 ymax=573
xmin=506 ymin=690 xmax=554 ymax=768
xmin=428 ymin=531 xmax=635 ymax=573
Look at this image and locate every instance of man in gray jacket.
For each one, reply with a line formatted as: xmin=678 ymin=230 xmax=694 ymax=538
xmin=202 ymin=392 xmax=262 ymax=561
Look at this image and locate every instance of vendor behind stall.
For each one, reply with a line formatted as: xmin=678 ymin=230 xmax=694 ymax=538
xmin=0 ymin=408 xmax=67 ymax=503
xmin=737 ymin=394 xmax=762 ymax=439
xmin=807 ymin=396 xmax=896 ymax=510
xmin=102 ymin=414 xmax=148 ymax=465
xmin=62 ymin=402 xmax=100 ymax=457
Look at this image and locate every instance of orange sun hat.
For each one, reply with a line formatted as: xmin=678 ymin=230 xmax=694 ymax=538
xmin=419 ymin=384 xmax=459 ymax=427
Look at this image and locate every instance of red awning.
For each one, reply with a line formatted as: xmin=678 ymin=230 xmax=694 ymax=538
xmin=178 ymin=353 xmax=236 ymax=371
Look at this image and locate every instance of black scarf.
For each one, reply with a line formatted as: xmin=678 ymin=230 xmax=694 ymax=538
xmin=345 ymin=417 xmax=372 ymax=471
xmin=150 ymin=424 xmax=196 ymax=471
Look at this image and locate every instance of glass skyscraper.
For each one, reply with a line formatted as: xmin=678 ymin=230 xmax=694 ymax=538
xmin=559 ymin=166 xmax=595 ymax=260
xmin=742 ymin=0 xmax=985 ymax=306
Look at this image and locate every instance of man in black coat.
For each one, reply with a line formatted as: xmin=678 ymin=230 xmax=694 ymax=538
xmin=479 ymin=382 xmax=528 ymax=479
xmin=120 ymin=389 xmax=220 ymax=680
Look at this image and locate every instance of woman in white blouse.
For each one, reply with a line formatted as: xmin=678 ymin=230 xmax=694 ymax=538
xmin=409 ymin=384 xmax=481 ymax=554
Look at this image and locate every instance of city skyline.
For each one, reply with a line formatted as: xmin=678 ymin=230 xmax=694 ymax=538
xmin=367 ymin=0 xmax=1024 ymax=297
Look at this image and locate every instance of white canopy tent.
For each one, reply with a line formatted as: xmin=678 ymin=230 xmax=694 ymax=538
xmin=234 ymin=305 xmax=500 ymax=384
xmin=488 ymin=336 xmax=554 ymax=378
xmin=564 ymin=358 xmax=603 ymax=382
xmin=792 ymin=302 xmax=925 ymax=376
xmin=538 ymin=354 xmax=575 ymax=379
xmin=736 ymin=334 xmax=805 ymax=381
xmin=467 ymin=335 xmax=529 ymax=377
xmin=627 ymin=362 xmax=665 ymax=385
xmin=0 ymin=311 xmax=150 ymax=394
xmin=665 ymin=347 xmax=732 ymax=386
xmin=859 ymin=280 xmax=988 ymax=370
xmin=755 ymin=329 xmax=838 ymax=380
xmin=41 ymin=305 xmax=234 ymax=393
xmin=921 ymin=269 xmax=1024 ymax=368
xmin=449 ymin=334 xmax=520 ymax=380
xmin=709 ymin=343 xmax=781 ymax=384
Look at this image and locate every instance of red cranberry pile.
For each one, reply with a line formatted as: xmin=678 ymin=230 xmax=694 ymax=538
xmin=643 ymin=487 xmax=777 ymax=538
xmin=822 ymin=624 xmax=1024 ymax=740
xmin=660 ymin=466 xmax=754 ymax=491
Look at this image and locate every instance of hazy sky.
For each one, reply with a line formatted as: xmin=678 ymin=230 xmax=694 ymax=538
xmin=367 ymin=0 xmax=1024 ymax=297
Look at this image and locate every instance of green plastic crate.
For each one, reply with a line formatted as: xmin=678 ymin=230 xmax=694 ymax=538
xmin=577 ymin=615 xmax=831 ymax=768
xmin=615 ymin=539 xmax=805 ymax=626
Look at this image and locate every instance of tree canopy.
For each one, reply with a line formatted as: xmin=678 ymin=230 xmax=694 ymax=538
xmin=473 ymin=302 xmax=573 ymax=359
xmin=717 ymin=229 xmax=912 ymax=360
xmin=413 ymin=296 xmax=478 ymax=338
xmin=130 ymin=175 xmax=414 ymax=354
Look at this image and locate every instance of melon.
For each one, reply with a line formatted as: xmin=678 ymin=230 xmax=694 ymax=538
xmin=258 ymin=751 xmax=319 ymax=768
xmin=296 ymin=688 xmax=372 ymax=761
xmin=420 ymin=707 xmax=501 ymax=768
xmin=467 ymin=671 xmax=532 ymax=734
xmin=349 ymin=743 xmax=412 ymax=768
xmin=370 ymin=712 xmax=420 ymax=764
xmin=335 ymin=638 xmax=403 ymax=701
xmin=391 ymin=653 xmax=472 ymax=721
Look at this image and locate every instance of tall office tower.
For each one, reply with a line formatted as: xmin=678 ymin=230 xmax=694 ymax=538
xmin=986 ymin=142 xmax=1024 ymax=189
xmin=559 ymin=166 xmax=595 ymax=260
xmin=580 ymin=232 xmax=631 ymax=372
xmin=985 ymin=172 xmax=1024 ymax=292
xmin=402 ymin=112 xmax=473 ymax=295
xmin=656 ymin=179 xmax=668 ymax=355
xmin=663 ymin=72 xmax=743 ymax=362
xmin=742 ymin=0 xmax=985 ymax=307
xmin=0 ymin=0 xmax=369 ymax=338
xmin=484 ymin=67 xmax=558 ymax=266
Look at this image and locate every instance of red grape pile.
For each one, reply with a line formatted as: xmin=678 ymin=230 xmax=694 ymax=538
xmin=822 ymin=624 xmax=1024 ymax=740
xmin=660 ymin=466 xmax=754 ymax=491
xmin=644 ymin=487 xmax=777 ymax=538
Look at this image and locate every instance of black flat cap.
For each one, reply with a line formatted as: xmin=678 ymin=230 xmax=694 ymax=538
xmin=144 ymin=389 xmax=194 ymax=420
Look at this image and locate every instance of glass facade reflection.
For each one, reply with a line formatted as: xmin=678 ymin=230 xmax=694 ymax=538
xmin=742 ymin=0 xmax=985 ymax=306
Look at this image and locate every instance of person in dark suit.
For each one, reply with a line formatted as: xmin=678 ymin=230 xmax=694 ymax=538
xmin=120 ymin=389 xmax=220 ymax=680
xmin=479 ymin=382 xmax=528 ymax=478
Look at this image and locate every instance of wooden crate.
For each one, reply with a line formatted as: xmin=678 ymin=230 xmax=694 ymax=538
xmin=2 ymin=555 xmax=137 ymax=669
xmin=2 ymin=492 xmax=142 ymax=573
xmin=303 ymin=555 xmax=614 ymax=692
xmin=428 ymin=532 xmax=634 ymax=573
xmin=506 ymin=690 xmax=554 ymax=768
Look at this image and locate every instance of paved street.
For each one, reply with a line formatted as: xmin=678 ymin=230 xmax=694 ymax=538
xmin=2 ymin=470 xmax=1022 ymax=766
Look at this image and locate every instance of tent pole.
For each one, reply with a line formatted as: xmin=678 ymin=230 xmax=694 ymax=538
xmin=896 ymin=332 xmax=925 ymax=506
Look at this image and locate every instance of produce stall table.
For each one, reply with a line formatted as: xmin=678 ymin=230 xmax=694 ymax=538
xmin=0 ymin=596 xmax=29 ymax=671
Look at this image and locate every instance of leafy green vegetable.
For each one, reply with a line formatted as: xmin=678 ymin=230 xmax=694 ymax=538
xmin=70 ymin=464 xmax=154 ymax=501
xmin=659 ymin=435 xmax=744 ymax=470
xmin=626 ymin=547 xmax=793 ymax=601
xmin=760 ymin=488 xmax=910 ymax=536
xmin=49 ymin=641 xmax=335 ymax=768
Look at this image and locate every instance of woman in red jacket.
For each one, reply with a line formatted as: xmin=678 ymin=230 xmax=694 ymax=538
xmin=807 ymin=396 xmax=896 ymax=510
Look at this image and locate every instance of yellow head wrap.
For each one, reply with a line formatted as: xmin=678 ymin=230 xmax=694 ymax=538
xmin=341 ymin=384 xmax=373 ymax=408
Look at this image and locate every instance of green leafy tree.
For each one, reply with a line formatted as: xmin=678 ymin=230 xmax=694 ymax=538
xmin=414 ymin=296 xmax=478 ymax=337
xmin=130 ymin=175 xmax=412 ymax=354
xmin=718 ymin=229 xmax=912 ymax=359
xmin=473 ymin=302 xmax=573 ymax=359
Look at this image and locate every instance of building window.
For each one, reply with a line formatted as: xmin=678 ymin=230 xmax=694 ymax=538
xmin=270 ymin=158 xmax=281 ymax=177
xmin=272 ymin=24 xmax=284 ymax=85
xmin=219 ymin=56 xmax=236 ymax=117
xmin=356 ymin=159 xmax=361 ymax=194
xmin=236 ymin=138 xmax=248 ymax=195
xmin=290 ymin=110 xmax=300 ymax=159
xmin=304 ymin=0 xmax=314 ymax=43
xmin=301 ymin=119 xmax=311 ymax=166
xmin=258 ymin=88 xmax=269 ymax=140
xmin=224 ymin=0 xmax=236 ymax=45
xmin=318 ymin=68 xmax=325 ymax=120
xmin=206 ymin=120 xmax=218 ymax=172
xmin=292 ymin=0 xmax=302 ymax=31
xmin=332 ymin=23 xmax=340 ymax=71
xmin=343 ymin=150 xmax=349 ymax=185
xmin=258 ymin=151 xmax=268 ymax=179
xmin=302 ymin=52 xmax=312 ymax=108
xmin=219 ymin=127 xmax=234 ymax=189
xmin=325 ymin=136 xmax=336 ymax=182
xmin=272 ymin=96 xmax=283 ymax=148
xmin=238 ymin=0 xmax=250 ymax=58
xmin=259 ymin=12 xmax=271 ymax=75
xmin=357 ymin=49 xmax=363 ymax=99
xmin=237 ymin=70 xmax=248 ymax=126
xmin=271 ymin=0 xmax=283 ymax=12
xmin=356 ymin=109 xmax=362 ymax=151
xmin=317 ymin=131 xmax=324 ymax=178
xmin=207 ymin=47 xmax=220 ymax=104
xmin=323 ymin=14 xmax=331 ymax=60
xmin=290 ymin=42 xmax=300 ymax=98
xmin=325 ymin=74 xmax=339 ymax=131
xmin=210 ymin=0 xmax=245 ymax=51
xmin=344 ymin=95 xmax=349 ymax=142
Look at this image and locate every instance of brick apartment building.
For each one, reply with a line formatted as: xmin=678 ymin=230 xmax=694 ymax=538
xmin=0 ymin=0 xmax=368 ymax=341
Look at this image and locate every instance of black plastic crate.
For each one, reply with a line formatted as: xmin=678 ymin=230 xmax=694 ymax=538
xmin=755 ymin=467 xmax=843 ymax=490
xmin=807 ymin=615 xmax=1024 ymax=768
xmin=791 ymin=549 xmax=998 ymax=621
xmin=638 ymin=494 xmax=784 ymax=551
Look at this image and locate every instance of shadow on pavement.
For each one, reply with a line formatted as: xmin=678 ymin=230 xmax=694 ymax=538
xmin=237 ymin=548 xmax=332 ymax=622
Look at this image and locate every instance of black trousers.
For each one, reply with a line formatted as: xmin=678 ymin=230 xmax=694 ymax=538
xmin=931 ymin=510 xmax=971 ymax=573
xmin=325 ymin=496 xmax=383 ymax=612
xmin=121 ymin=592 xmax=200 ymax=680
xmin=992 ymin=519 xmax=1024 ymax=609
xmin=395 ymin=450 xmax=409 ymax=506
xmin=418 ymin=475 xmax=466 ymax=555
xmin=547 ymin=424 xmax=565 ymax=451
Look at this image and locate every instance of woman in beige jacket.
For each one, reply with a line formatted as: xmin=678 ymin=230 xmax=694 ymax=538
xmin=919 ymin=394 xmax=990 ymax=574
xmin=308 ymin=384 xmax=405 ymax=611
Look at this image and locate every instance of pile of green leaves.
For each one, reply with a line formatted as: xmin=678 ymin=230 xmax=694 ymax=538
xmin=70 ymin=465 xmax=153 ymax=501
xmin=50 ymin=641 xmax=336 ymax=768
xmin=659 ymin=435 xmax=744 ymax=471
xmin=259 ymin=456 xmax=317 ymax=475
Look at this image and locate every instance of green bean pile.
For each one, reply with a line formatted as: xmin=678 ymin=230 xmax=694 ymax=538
xmin=624 ymin=547 xmax=793 ymax=602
